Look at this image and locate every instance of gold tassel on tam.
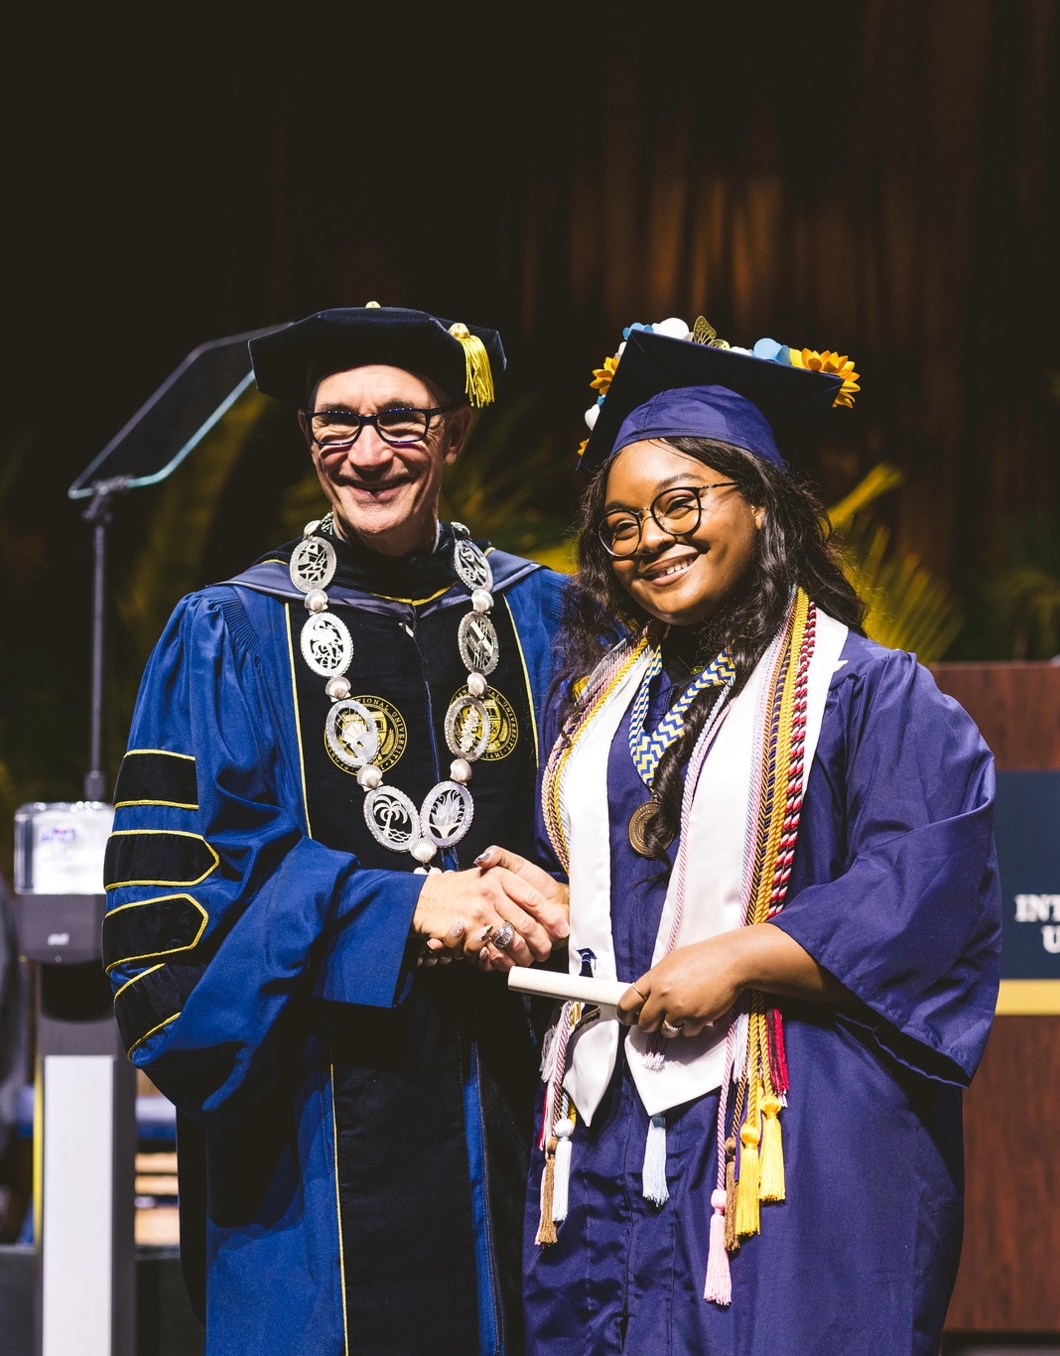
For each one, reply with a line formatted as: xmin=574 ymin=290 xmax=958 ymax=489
xmin=535 ymin=1135 xmax=559 ymax=1245
xmin=758 ymin=1094 xmax=786 ymax=1202
xmin=735 ymin=1119 xmax=761 ymax=1239
xmin=448 ymin=322 xmax=495 ymax=407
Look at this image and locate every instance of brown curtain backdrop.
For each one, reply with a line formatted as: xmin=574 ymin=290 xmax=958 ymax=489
xmin=503 ymin=2 xmax=1058 ymax=584
xmin=2 ymin=2 xmax=1059 ymax=809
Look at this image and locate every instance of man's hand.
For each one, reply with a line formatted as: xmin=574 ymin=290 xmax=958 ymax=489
xmin=412 ymin=855 xmax=569 ymax=972
xmin=473 ymin=846 xmax=570 ymax=970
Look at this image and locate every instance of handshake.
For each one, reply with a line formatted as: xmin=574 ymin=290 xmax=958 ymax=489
xmin=410 ymin=845 xmax=570 ymax=971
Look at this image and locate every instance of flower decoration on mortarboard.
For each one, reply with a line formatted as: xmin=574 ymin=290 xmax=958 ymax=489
xmin=581 ymin=318 xmax=699 ymax=439
xmin=590 ymin=354 xmax=620 ymax=397
xmin=788 ymin=347 xmax=860 ymax=409
xmin=577 ymin=316 xmax=858 ymax=457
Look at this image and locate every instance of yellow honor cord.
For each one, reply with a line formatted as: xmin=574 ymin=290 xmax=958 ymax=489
xmin=448 ymin=322 xmax=496 ymax=407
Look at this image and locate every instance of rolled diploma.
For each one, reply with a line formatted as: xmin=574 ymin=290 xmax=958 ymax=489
xmin=507 ymin=968 xmax=633 ymax=1012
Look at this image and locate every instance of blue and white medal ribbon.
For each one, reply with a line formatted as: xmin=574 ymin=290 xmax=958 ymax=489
xmin=628 ymin=648 xmax=736 ymax=788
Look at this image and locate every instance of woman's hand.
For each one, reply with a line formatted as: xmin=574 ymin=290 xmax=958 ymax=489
xmin=617 ymin=934 xmax=747 ymax=1036
xmin=617 ymin=924 xmax=847 ymax=1037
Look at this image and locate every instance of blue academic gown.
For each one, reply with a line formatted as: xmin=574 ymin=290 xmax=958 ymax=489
xmin=523 ymin=632 xmax=1001 ymax=1356
xmin=103 ymin=527 xmax=565 ymax=1356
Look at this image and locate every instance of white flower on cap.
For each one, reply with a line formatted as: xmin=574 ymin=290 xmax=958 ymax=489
xmin=584 ymin=403 xmax=600 ymax=430
xmin=652 ymin=317 xmax=691 ymax=340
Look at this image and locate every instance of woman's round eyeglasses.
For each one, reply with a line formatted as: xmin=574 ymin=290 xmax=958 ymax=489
xmin=597 ymin=482 xmax=738 ymax=558
xmin=306 ymin=405 xmax=454 ymax=451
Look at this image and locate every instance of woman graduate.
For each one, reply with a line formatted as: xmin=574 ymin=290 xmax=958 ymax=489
xmin=497 ymin=321 xmax=1001 ymax=1356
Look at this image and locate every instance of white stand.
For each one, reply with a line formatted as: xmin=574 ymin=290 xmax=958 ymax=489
xmin=15 ymin=885 xmax=136 ymax=1356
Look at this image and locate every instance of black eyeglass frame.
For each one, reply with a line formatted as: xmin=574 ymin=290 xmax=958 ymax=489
xmin=304 ymin=404 xmax=455 ymax=450
xmin=597 ymin=481 xmax=739 ymax=557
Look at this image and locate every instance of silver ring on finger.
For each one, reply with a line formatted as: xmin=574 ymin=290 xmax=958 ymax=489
xmin=492 ymin=921 xmax=516 ymax=951
xmin=661 ymin=1019 xmax=683 ymax=1039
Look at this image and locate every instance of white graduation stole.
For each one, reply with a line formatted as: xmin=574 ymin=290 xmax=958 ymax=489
xmin=560 ymin=611 xmax=848 ymax=1125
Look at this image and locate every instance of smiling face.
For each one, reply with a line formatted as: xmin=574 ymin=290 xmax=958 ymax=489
xmin=299 ymin=364 xmax=472 ymax=557
xmin=603 ymin=439 xmax=764 ymax=627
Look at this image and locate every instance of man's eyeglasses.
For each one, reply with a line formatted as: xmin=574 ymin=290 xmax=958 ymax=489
xmin=597 ymin=482 xmax=738 ymax=558
xmin=306 ymin=405 xmax=454 ymax=451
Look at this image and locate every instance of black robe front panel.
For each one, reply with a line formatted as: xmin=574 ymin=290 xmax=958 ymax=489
xmin=290 ymin=590 xmax=541 ymax=1354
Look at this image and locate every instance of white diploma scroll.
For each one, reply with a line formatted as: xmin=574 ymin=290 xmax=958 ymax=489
xmin=507 ymin=968 xmax=633 ymax=1012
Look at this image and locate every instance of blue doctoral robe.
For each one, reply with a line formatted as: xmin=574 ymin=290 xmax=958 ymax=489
xmin=523 ymin=631 xmax=1001 ymax=1356
xmin=103 ymin=525 xmax=565 ymax=1356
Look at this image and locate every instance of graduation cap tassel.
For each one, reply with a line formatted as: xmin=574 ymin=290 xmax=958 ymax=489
xmin=448 ymin=323 xmax=495 ymax=408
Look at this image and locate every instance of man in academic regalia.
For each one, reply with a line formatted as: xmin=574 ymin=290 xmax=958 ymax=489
xmin=102 ymin=306 xmax=569 ymax=1356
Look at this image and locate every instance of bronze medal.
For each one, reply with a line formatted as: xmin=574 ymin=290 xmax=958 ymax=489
xmin=628 ymin=798 xmax=672 ymax=856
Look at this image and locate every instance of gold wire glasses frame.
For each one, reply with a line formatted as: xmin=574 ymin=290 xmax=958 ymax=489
xmin=306 ymin=405 xmax=454 ymax=451
xmin=597 ymin=482 xmax=739 ymax=557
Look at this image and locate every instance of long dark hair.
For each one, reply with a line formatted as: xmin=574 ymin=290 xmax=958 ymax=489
xmin=555 ymin=437 xmax=866 ymax=856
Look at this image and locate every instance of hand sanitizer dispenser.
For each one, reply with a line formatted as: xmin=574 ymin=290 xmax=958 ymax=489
xmin=14 ymin=801 xmax=135 ymax=1356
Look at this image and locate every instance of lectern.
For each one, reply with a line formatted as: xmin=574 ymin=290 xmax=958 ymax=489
xmin=933 ymin=662 xmax=1060 ymax=1338
xmin=10 ymin=322 xmax=287 ymax=1356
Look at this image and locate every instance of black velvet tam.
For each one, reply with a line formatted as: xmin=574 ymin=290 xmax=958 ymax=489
xmin=580 ymin=329 xmax=843 ymax=474
xmin=248 ymin=306 xmax=506 ymax=408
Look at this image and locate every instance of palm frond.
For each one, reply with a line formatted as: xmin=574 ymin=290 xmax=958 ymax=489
xmin=987 ymin=565 xmax=1060 ymax=659
xmin=440 ymin=396 xmax=575 ymax=563
xmin=827 ymin=462 xmax=905 ymax=529
xmin=835 ymin=511 xmax=963 ymax=661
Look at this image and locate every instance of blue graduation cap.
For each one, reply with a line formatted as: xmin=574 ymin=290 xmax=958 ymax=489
xmin=578 ymin=326 xmax=853 ymax=475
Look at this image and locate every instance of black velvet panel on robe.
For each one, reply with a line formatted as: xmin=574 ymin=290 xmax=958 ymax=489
xmin=288 ymin=588 xmax=540 ymax=1354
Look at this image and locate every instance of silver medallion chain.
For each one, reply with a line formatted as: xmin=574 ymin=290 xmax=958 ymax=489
xmin=291 ymin=518 xmax=499 ymax=873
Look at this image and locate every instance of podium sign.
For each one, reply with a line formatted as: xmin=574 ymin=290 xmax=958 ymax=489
xmin=995 ymin=771 xmax=1060 ymax=979
xmin=991 ymin=772 xmax=1060 ymax=1012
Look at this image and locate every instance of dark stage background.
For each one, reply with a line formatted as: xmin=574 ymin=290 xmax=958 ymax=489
xmin=2 ymin=1 xmax=1059 ymax=844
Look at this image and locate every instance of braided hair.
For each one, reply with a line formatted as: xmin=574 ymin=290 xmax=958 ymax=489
xmin=555 ymin=438 xmax=866 ymax=857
